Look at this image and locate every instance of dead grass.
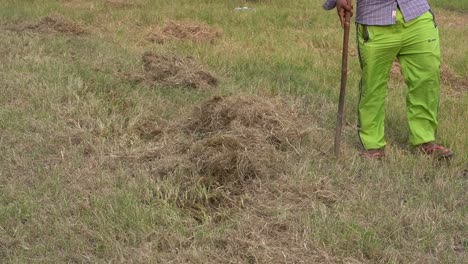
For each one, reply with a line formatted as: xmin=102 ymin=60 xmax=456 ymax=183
xmin=104 ymin=0 xmax=138 ymax=8
xmin=440 ymin=63 xmax=468 ymax=93
xmin=185 ymin=96 xmax=307 ymax=185
xmin=437 ymin=11 xmax=468 ymax=30
xmin=8 ymin=15 xmax=86 ymax=35
xmin=120 ymin=95 xmax=309 ymax=210
xmin=132 ymin=52 xmax=219 ymax=89
xmin=147 ymin=21 xmax=222 ymax=44
xmin=167 ymin=181 xmax=338 ymax=263
xmin=113 ymin=96 xmax=329 ymax=263
xmin=131 ymin=117 xmax=164 ymax=141
xmin=210 ymin=178 xmax=340 ymax=263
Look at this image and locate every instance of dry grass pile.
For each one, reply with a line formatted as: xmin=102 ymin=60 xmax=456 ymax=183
xmin=9 ymin=15 xmax=86 ymax=35
xmin=127 ymin=96 xmax=309 ymax=208
xmin=148 ymin=21 xmax=222 ymax=44
xmin=184 ymin=96 xmax=306 ymax=189
xmin=137 ymin=52 xmax=218 ymax=89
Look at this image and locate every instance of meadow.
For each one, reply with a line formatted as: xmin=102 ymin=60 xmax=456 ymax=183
xmin=0 ymin=0 xmax=466 ymax=263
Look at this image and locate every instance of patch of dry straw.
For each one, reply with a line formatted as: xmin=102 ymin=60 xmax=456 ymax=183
xmin=9 ymin=15 xmax=86 ymax=35
xmin=121 ymin=95 xmax=309 ymax=208
xmin=136 ymin=52 xmax=218 ymax=89
xmin=148 ymin=21 xmax=222 ymax=44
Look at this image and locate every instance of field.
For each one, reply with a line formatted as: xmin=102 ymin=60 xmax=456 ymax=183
xmin=0 ymin=0 xmax=467 ymax=263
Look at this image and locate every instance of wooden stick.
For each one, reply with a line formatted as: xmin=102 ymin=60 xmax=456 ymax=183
xmin=334 ymin=9 xmax=352 ymax=158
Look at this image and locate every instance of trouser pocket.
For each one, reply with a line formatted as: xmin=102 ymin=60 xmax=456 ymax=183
xmin=363 ymin=25 xmax=369 ymax=42
xmin=358 ymin=24 xmax=370 ymax=43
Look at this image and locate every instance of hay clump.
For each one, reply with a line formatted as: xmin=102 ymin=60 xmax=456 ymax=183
xmin=140 ymin=52 xmax=218 ymax=89
xmin=148 ymin=21 xmax=222 ymax=44
xmin=184 ymin=96 xmax=307 ymax=190
xmin=11 ymin=15 xmax=86 ymax=35
xmin=185 ymin=96 xmax=305 ymax=150
xmin=189 ymin=132 xmax=283 ymax=192
xmin=118 ymin=96 xmax=309 ymax=209
xmin=143 ymin=96 xmax=308 ymax=208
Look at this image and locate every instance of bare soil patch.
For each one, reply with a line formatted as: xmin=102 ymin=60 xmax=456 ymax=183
xmin=130 ymin=52 xmax=218 ymax=89
xmin=147 ymin=21 xmax=222 ymax=44
xmin=8 ymin=15 xmax=85 ymax=35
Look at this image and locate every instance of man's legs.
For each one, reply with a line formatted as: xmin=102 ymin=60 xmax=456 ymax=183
xmin=356 ymin=10 xmax=452 ymax=158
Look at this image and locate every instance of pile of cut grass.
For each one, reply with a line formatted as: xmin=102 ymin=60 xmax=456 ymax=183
xmin=148 ymin=20 xmax=222 ymax=44
xmin=7 ymin=14 xmax=86 ymax=35
xmin=122 ymin=95 xmax=309 ymax=210
xmin=134 ymin=52 xmax=219 ymax=89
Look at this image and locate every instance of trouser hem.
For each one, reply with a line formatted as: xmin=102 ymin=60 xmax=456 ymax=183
xmin=410 ymin=137 xmax=435 ymax=146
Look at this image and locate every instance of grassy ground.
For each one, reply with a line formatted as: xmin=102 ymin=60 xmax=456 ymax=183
xmin=0 ymin=0 xmax=466 ymax=263
xmin=431 ymin=0 xmax=468 ymax=11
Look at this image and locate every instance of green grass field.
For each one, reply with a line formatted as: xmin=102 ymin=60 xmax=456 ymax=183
xmin=0 ymin=0 xmax=467 ymax=263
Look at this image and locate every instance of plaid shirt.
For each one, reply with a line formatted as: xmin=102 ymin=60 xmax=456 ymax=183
xmin=323 ymin=0 xmax=430 ymax=25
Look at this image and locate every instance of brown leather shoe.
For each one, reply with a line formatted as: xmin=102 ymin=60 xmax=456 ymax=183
xmin=360 ymin=148 xmax=385 ymax=159
xmin=418 ymin=142 xmax=454 ymax=160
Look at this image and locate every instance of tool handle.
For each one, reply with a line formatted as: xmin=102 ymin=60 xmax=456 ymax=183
xmin=334 ymin=10 xmax=351 ymax=158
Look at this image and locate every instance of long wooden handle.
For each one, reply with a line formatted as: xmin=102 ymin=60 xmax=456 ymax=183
xmin=334 ymin=10 xmax=352 ymax=158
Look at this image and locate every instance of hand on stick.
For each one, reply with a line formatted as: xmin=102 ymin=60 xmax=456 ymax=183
xmin=336 ymin=0 xmax=353 ymax=28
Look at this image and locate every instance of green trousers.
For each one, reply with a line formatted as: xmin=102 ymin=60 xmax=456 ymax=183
xmin=356 ymin=9 xmax=440 ymax=150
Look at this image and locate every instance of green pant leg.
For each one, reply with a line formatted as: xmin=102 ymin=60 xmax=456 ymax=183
xmin=356 ymin=24 xmax=400 ymax=150
xmin=398 ymin=11 xmax=440 ymax=145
